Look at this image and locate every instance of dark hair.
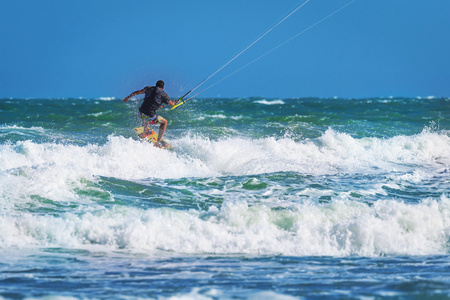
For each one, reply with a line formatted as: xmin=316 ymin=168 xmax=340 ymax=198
xmin=156 ymin=80 xmax=165 ymax=88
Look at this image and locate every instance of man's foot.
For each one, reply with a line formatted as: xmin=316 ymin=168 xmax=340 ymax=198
xmin=154 ymin=141 xmax=169 ymax=148
xmin=139 ymin=129 xmax=151 ymax=138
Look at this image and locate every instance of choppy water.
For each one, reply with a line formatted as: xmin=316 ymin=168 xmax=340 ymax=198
xmin=1 ymin=97 xmax=449 ymax=299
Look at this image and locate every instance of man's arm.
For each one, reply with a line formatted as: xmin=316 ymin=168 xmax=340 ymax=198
xmin=161 ymin=91 xmax=175 ymax=107
xmin=123 ymin=88 xmax=145 ymax=103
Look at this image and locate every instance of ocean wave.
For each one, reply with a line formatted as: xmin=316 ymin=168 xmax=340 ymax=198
xmin=1 ymin=195 xmax=448 ymax=256
xmin=0 ymin=125 xmax=51 ymax=141
xmin=0 ymin=124 xmax=46 ymax=132
xmin=254 ymin=99 xmax=285 ymax=105
xmin=1 ymin=129 xmax=449 ymax=206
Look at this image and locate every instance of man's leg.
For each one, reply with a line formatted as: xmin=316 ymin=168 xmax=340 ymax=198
xmin=143 ymin=121 xmax=151 ymax=136
xmin=157 ymin=118 xmax=167 ymax=143
xmin=139 ymin=111 xmax=152 ymax=136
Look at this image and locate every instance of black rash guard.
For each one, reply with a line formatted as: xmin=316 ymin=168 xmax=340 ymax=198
xmin=139 ymin=86 xmax=170 ymax=118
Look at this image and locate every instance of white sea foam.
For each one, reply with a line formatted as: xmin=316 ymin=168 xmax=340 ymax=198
xmin=0 ymin=136 xmax=215 ymax=209
xmin=178 ymin=128 xmax=450 ymax=176
xmin=0 ymin=125 xmax=46 ymax=132
xmin=254 ymin=99 xmax=285 ymax=105
xmin=87 ymin=111 xmax=106 ymax=117
xmin=98 ymin=97 xmax=116 ymax=101
xmin=0 ymin=195 xmax=448 ymax=256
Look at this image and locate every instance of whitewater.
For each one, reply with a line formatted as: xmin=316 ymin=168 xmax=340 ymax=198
xmin=0 ymin=97 xmax=449 ymax=298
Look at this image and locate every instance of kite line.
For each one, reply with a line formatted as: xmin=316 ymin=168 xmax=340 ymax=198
xmin=173 ymin=0 xmax=357 ymax=109
xmin=172 ymin=0 xmax=311 ymax=109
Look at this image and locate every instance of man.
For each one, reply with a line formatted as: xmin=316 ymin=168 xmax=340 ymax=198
xmin=124 ymin=80 xmax=175 ymax=147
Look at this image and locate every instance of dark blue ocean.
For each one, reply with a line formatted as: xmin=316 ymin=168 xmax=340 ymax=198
xmin=1 ymin=97 xmax=449 ymax=299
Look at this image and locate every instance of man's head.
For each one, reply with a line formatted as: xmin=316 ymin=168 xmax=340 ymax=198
xmin=156 ymin=80 xmax=165 ymax=89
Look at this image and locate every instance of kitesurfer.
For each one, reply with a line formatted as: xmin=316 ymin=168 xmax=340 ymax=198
xmin=124 ymin=80 xmax=175 ymax=147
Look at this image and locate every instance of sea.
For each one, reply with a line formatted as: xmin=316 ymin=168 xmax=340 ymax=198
xmin=0 ymin=96 xmax=449 ymax=299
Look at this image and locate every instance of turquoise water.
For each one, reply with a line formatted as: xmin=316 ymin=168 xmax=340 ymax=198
xmin=1 ymin=97 xmax=450 ymax=299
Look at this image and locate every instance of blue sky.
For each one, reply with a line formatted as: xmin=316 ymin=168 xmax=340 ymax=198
xmin=1 ymin=0 xmax=449 ymax=99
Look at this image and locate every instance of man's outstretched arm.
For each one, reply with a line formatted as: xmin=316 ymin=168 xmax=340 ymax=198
xmin=123 ymin=89 xmax=145 ymax=103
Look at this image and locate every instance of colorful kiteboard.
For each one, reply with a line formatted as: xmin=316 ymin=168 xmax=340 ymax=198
xmin=134 ymin=127 xmax=173 ymax=150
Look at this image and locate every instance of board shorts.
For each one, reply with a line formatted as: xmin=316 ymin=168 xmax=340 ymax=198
xmin=139 ymin=111 xmax=164 ymax=124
